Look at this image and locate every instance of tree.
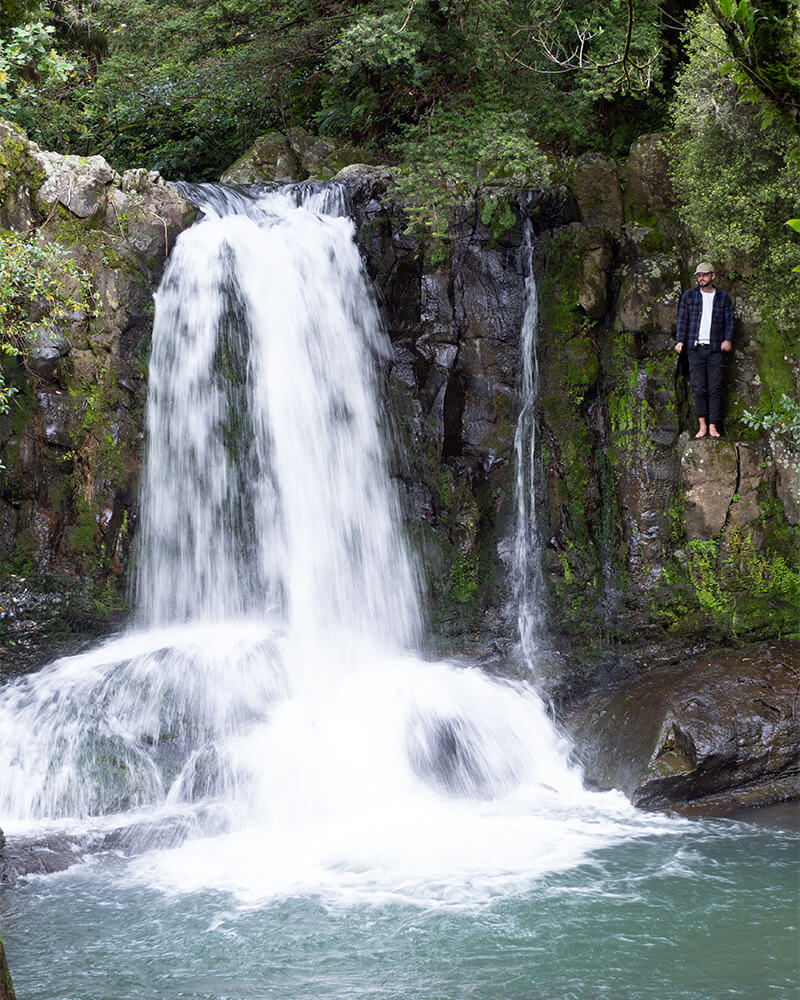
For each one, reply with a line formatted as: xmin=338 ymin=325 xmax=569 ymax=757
xmin=0 ymin=0 xmax=40 ymax=34
xmin=704 ymin=0 xmax=800 ymax=126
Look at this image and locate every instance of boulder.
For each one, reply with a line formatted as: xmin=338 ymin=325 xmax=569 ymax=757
xmin=221 ymin=128 xmax=377 ymax=184
xmin=35 ymin=150 xmax=118 ymax=220
xmin=221 ymin=132 xmax=302 ymax=184
xmin=622 ymin=133 xmax=678 ymax=221
xmin=576 ymin=231 xmax=613 ymax=319
xmin=614 ymin=254 xmax=682 ymax=334
xmin=726 ymin=441 xmax=768 ymax=531
xmin=565 ymin=640 xmax=800 ymax=813
xmin=26 ymin=323 xmax=71 ymax=382
xmin=571 ymin=152 xmax=623 ymax=235
xmin=680 ymin=436 xmax=738 ymax=539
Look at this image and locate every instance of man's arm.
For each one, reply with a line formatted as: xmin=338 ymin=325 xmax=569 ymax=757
xmin=721 ymin=290 xmax=734 ymax=351
xmin=675 ymin=290 xmax=690 ymax=353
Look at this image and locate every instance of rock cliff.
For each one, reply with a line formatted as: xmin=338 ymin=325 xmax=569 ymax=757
xmin=0 ymin=122 xmax=798 ymax=687
xmin=533 ymin=135 xmax=799 ymax=695
xmin=0 ymin=119 xmax=195 ymax=667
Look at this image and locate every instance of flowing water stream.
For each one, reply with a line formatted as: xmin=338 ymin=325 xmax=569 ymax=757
xmin=0 ymin=186 xmax=796 ymax=999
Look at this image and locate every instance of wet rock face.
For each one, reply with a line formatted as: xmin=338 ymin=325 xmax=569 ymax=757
xmin=565 ymin=641 xmax=800 ymax=813
xmin=344 ymin=170 xmax=575 ymax=641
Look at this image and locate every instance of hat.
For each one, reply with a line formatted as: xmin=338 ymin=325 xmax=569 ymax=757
xmin=694 ymin=262 xmax=714 ymax=274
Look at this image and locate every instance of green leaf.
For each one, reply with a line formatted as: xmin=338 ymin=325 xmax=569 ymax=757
xmin=786 ymin=219 xmax=800 ymax=234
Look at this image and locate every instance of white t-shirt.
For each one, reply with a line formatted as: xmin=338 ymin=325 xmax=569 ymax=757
xmin=698 ymin=288 xmax=716 ymax=344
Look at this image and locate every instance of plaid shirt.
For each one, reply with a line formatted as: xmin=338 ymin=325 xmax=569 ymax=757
xmin=676 ymin=287 xmax=734 ymax=349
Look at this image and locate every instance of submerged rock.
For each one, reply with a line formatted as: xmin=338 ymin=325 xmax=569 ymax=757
xmin=565 ymin=640 xmax=800 ymax=814
xmin=407 ymin=711 xmax=497 ymax=798
xmin=0 ymin=832 xmax=91 ymax=884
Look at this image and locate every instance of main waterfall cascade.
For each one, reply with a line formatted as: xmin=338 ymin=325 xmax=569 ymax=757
xmin=0 ymin=184 xmax=669 ymax=899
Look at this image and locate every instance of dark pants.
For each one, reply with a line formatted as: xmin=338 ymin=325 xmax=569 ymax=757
xmin=687 ymin=345 xmax=726 ymax=424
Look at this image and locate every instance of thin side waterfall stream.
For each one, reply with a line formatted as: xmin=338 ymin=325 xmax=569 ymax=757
xmin=0 ymin=187 xmax=796 ymax=1000
xmin=512 ymin=222 xmax=546 ymax=668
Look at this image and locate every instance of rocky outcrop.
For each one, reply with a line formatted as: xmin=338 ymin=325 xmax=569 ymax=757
xmin=0 ymin=119 xmax=195 ymax=667
xmin=537 ymin=133 xmax=800 ymax=657
xmin=565 ymin=640 xmax=800 ymax=813
xmin=221 ymin=126 xmax=375 ymax=184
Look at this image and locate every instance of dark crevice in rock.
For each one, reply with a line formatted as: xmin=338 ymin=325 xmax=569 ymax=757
xmin=441 ymin=374 xmax=466 ymax=461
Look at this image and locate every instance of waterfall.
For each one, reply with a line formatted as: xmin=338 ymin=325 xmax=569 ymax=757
xmin=135 ymin=185 xmax=421 ymax=649
xmin=0 ymin=183 xmax=625 ymax=902
xmin=511 ymin=223 xmax=546 ymax=668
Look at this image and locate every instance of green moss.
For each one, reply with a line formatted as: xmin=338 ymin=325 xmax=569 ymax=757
xmin=535 ymin=227 xmax=610 ymax=636
xmin=449 ymin=551 xmax=478 ymax=604
xmin=666 ymin=495 xmax=685 ymax=544
xmin=7 ymin=530 xmax=34 ymax=577
xmin=754 ymin=321 xmax=796 ymax=411
xmin=564 ymin=333 xmax=600 ymax=405
xmin=0 ymin=930 xmax=16 ymax=1000
xmin=9 ymin=372 xmax=34 ymax=434
xmin=67 ymin=496 xmax=99 ymax=557
xmin=0 ymin=372 xmax=34 ymax=478
xmin=686 ymin=539 xmax=732 ymax=615
xmin=606 ymin=331 xmax=676 ymax=470
xmin=654 ymin=502 xmax=800 ymax=639
xmin=0 ymin=121 xmax=45 ymax=197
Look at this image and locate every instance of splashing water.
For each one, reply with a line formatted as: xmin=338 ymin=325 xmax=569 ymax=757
xmin=0 ymin=184 xmax=679 ymax=909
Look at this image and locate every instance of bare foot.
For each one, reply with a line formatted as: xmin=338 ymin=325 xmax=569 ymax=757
xmin=709 ymin=425 xmax=721 ymax=438
xmin=695 ymin=427 xmax=708 ymax=438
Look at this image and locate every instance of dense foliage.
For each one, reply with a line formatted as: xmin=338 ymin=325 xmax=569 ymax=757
xmin=671 ymin=16 xmax=800 ymax=324
xmin=4 ymin=0 xmax=680 ymax=180
xmin=1 ymin=1 xmax=798 ymax=290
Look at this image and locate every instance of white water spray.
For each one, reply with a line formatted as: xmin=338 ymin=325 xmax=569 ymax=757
xmin=0 ymin=185 xmax=664 ymax=905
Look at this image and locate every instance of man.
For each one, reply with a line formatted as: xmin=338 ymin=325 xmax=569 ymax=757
xmin=675 ymin=262 xmax=734 ymax=438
